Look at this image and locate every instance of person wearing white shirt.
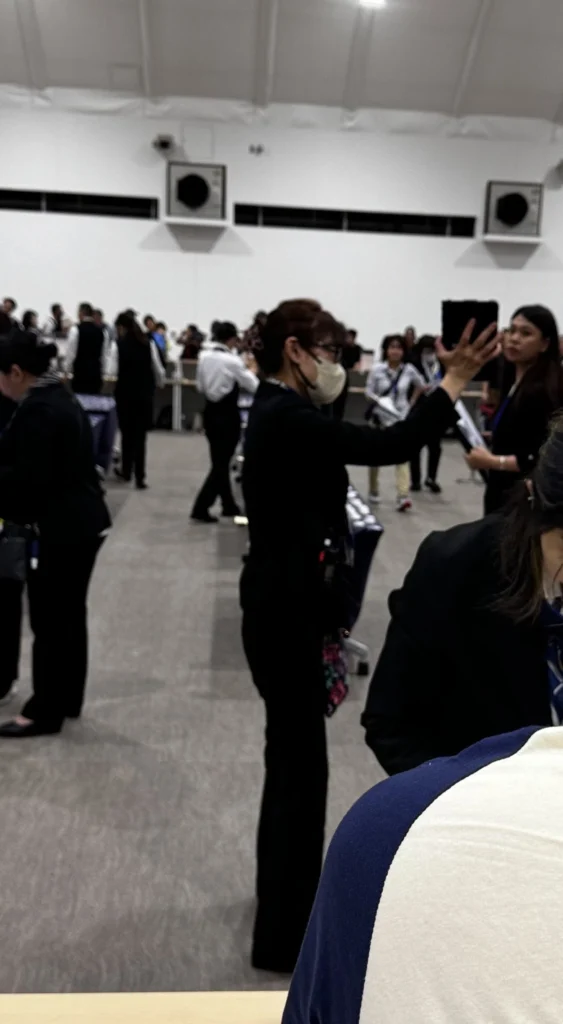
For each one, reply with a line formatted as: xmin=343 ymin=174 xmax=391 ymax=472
xmin=64 ymin=302 xmax=110 ymax=395
xmin=191 ymin=321 xmax=258 ymax=523
xmin=365 ymin=335 xmax=425 ymax=511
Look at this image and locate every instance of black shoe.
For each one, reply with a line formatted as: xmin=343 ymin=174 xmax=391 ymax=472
xmin=0 ymin=719 xmax=62 ymax=738
xmin=135 ymin=481 xmax=149 ymax=490
xmin=425 ymin=479 xmax=442 ymax=494
xmin=410 ymin=482 xmax=421 ymax=493
xmin=191 ymin=512 xmax=219 ymax=524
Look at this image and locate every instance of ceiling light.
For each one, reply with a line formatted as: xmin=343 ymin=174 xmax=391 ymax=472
xmin=359 ymin=0 xmax=387 ymax=7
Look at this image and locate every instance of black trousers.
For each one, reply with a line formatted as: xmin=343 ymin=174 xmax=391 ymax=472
xmin=23 ymin=538 xmax=103 ymax=726
xmin=192 ymin=408 xmax=241 ymax=517
xmin=0 ymin=580 xmax=23 ymax=699
xmin=242 ymin=604 xmax=328 ymax=972
xmin=410 ymin=439 xmax=442 ymax=487
xmin=117 ymin=396 xmax=152 ymax=485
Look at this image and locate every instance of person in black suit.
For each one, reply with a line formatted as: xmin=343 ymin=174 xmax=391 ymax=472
xmin=113 ymin=312 xmax=165 ymax=490
xmin=0 ymin=330 xmax=111 ymax=738
xmin=240 ymin=299 xmax=500 ymax=973
xmin=64 ymin=302 xmax=107 ymax=396
xmin=466 ymin=305 xmax=563 ymax=513
xmin=362 ymin=413 xmax=563 ymax=777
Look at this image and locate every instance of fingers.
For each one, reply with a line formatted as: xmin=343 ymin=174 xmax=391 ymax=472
xmin=435 ymin=337 xmax=447 ymax=360
xmin=458 ymin=318 xmax=477 ymax=349
xmin=477 ymin=337 xmax=502 ymax=365
xmin=472 ymin=321 xmax=498 ymax=352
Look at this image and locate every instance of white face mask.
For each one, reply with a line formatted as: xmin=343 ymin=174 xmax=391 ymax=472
xmin=308 ymin=357 xmax=347 ymax=407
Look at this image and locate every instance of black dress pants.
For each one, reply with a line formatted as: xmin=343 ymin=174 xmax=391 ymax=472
xmin=242 ymin=603 xmax=328 ymax=973
xmin=410 ymin=439 xmax=442 ymax=487
xmin=23 ymin=538 xmax=103 ymax=727
xmin=0 ymin=580 xmax=23 ymax=699
xmin=117 ymin=396 xmax=152 ymax=485
xmin=192 ymin=408 xmax=241 ymax=517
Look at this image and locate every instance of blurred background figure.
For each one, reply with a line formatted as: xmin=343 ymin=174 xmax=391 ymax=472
xmin=191 ymin=321 xmax=258 ymax=524
xmin=365 ymin=335 xmax=425 ymax=511
xmin=113 ymin=312 xmax=165 ymax=490
xmin=409 ymin=334 xmax=443 ymax=493
xmin=332 ymin=328 xmax=362 ymax=421
xmin=65 ymin=302 xmax=108 ymax=396
xmin=404 ymin=325 xmax=416 ymax=355
xmin=21 ymin=310 xmax=39 ymax=333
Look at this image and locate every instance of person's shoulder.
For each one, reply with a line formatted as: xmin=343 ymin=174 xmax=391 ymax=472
xmin=414 ymin=515 xmax=501 ymax=580
xmin=329 ymin=725 xmax=542 ymax=877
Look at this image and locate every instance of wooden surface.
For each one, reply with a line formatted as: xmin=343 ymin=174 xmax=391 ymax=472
xmin=0 ymin=992 xmax=288 ymax=1024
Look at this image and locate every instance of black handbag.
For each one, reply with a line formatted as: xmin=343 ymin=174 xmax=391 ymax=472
xmin=0 ymin=524 xmax=30 ymax=583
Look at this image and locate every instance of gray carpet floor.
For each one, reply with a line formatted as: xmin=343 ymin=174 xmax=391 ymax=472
xmin=0 ymin=433 xmax=483 ymax=994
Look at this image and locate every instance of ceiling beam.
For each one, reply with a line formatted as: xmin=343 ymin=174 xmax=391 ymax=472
xmin=138 ymin=0 xmax=153 ymax=97
xmin=452 ymin=0 xmax=495 ymax=118
xmin=14 ymin=0 xmax=47 ymax=92
xmin=253 ymin=0 xmax=279 ymax=110
xmin=342 ymin=6 xmax=375 ymax=115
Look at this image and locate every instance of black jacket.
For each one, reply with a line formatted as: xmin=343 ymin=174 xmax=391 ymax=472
xmin=115 ymin=332 xmax=155 ymax=400
xmin=486 ymin=382 xmax=563 ymax=514
xmin=72 ymin=321 xmax=105 ymax=396
xmin=0 ymin=383 xmax=111 ymax=544
xmin=241 ymin=381 xmax=457 ymax=621
xmin=362 ymin=516 xmax=552 ymax=776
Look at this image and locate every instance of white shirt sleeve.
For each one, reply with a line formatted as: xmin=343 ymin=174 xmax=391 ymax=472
xmin=63 ymin=325 xmax=79 ymax=375
xmin=150 ymin=341 xmax=166 ymax=387
xmin=408 ymin=364 xmax=426 ymax=390
xmin=365 ymin=364 xmax=382 ymax=401
xmin=231 ymin=354 xmax=259 ymax=395
xmin=106 ymin=340 xmax=119 ymax=378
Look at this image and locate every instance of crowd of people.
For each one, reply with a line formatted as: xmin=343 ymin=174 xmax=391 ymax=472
xmin=2 ymin=290 xmax=563 ymax=1019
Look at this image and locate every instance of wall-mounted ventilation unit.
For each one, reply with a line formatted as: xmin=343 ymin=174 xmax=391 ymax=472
xmin=483 ymin=181 xmax=543 ymax=243
xmin=166 ymin=162 xmax=228 ymax=227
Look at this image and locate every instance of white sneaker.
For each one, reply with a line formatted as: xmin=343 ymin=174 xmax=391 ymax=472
xmin=396 ymin=496 xmax=412 ymax=513
xmin=369 ymin=493 xmax=381 ymax=505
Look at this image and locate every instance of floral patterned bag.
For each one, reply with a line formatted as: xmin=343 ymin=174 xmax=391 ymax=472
xmin=323 ymin=633 xmax=349 ymax=718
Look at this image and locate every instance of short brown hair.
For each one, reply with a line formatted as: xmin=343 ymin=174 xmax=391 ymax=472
xmin=255 ymin=298 xmax=344 ymax=375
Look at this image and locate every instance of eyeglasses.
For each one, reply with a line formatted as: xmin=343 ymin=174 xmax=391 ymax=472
xmin=314 ymin=342 xmax=343 ymax=359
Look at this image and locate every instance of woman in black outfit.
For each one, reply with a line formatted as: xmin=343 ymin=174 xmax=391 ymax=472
xmin=113 ymin=312 xmax=164 ymax=490
xmin=362 ymin=413 xmax=563 ymax=777
xmin=240 ymin=298 xmax=500 ymax=973
xmin=466 ymin=305 xmax=563 ymax=513
xmin=0 ymin=330 xmax=111 ymax=737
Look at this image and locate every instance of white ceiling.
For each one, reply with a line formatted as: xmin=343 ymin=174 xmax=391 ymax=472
xmin=2 ymin=0 xmax=563 ymax=122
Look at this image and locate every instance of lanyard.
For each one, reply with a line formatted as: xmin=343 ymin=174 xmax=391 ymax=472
xmin=492 ymin=383 xmax=517 ymax=433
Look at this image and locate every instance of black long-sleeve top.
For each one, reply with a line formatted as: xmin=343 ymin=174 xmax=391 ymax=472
xmin=241 ymin=381 xmax=457 ymax=618
xmin=362 ymin=516 xmax=552 ymax=775
xmin=486 ymin=383 xmax=563 ymax=513
xmin=0 ymin=382 xmax=111 ymax=543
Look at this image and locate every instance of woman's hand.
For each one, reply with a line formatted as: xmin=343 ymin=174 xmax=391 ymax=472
xmin=465 ymin=447 xmax=497 ymax=471
xmin=437 ymin=320 xmax=502 ymax=404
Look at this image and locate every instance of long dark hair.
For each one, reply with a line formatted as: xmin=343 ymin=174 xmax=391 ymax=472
xmin=510 ymin=305 xmax=563 ymax=407
xmin=115 ymin=312 xmax=149 ymax=346
xmin=496 ymin=412 xmax=563 ymax=622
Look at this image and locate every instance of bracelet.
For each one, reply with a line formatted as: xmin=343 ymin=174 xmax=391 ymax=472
xmin=498 ymin=456 xmax=507 ymax=470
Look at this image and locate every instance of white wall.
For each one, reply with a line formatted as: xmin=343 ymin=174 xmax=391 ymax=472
xmin=2 ymin=101 xmax=563 ymax=345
